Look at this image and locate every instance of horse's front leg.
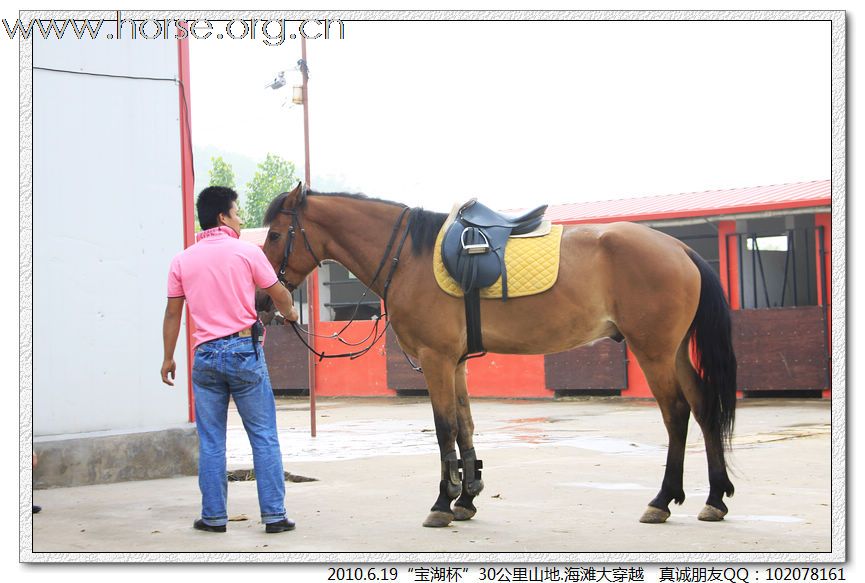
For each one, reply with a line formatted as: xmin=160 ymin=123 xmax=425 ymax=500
xmin=419 ymin=350 xmax=461 ymax=528
xmin=453 ymin=362 xmax=484 ymax=521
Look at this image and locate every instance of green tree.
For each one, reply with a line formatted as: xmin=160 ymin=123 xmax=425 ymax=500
xmin=207 ymin=156 xmax=236 ymax=190
xmin=244 ymin=153 xmax=299 ymax=227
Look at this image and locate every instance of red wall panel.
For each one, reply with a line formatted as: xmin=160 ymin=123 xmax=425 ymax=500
xmin=621 ymin=346 xmax=652 ymax=398
xmin=466 ymin=354 xmax=549 ymax=398
xmin=313 ymin=321 xmax=390 ymax=396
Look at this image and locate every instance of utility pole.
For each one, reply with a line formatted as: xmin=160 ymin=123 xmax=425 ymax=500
xmin=300 ymin=36 xmax=317 ymax=438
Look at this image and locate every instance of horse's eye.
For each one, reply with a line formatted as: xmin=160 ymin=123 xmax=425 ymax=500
xmin=268 ymin=231 xmax=281 ymax=241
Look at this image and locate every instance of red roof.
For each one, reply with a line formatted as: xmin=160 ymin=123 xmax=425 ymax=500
xmin=241 ymin=180 xmax=830 ymax=244
xmin=543 ymin=180 xmax=830 ymax=224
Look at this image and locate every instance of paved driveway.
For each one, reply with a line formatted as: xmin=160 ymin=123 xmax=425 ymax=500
xmin=28 ymin=397 xmax=834 ymax=561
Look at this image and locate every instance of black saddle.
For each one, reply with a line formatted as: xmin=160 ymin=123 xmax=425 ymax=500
xmin=441 ymin=198 xmax=548 ymax=362
xmin=442 ymin=199 xmax=547 ymax=294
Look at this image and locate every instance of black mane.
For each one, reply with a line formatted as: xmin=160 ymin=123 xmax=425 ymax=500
xmin=263 ymin=189 xmax=447 ymax=256
xmin=407 ymin=207 xmax=447 ymax=256
xmin=310 ymin=190 xmax=406 ymax=208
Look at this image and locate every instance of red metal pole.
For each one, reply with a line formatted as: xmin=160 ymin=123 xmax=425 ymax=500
xmin=814 ymin=213 xmax=832 ymax=399
xmin=176 ymin=30 xmax=196 ymax=423
xmin=301 ymin=36 xmax=317 ymax=438
xmin=717 ymin=221 xmax=740 ymax=309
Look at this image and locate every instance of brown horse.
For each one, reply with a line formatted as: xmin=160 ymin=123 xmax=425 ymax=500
xmin=261 ymin=184 xmax=737 ymax=528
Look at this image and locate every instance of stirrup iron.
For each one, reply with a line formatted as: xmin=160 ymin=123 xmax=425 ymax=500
xmin=460 ymin=228 xmax=491 ymax=255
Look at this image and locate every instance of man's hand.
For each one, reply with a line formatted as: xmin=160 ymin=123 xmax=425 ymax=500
xmin=162 ymin=297 xmax=185 ymax=388
xmin=161 ymin=359 xmax=177 ymax=386
xmin=284 ymin=306 xmax=299 ymax=322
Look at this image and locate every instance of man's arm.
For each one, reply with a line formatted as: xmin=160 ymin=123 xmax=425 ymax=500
xmin=262 ymin=282 xmax=299 ymax=322
xmin=161 ymin=297 xmax=185 ymax=386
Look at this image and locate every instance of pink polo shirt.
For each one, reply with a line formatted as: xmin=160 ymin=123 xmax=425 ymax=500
xmin=167 ymin=226 xmax=279 ymax=348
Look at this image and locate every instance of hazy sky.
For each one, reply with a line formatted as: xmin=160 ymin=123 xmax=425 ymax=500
xmin=189 ymin=19 xmax=830 ymax=212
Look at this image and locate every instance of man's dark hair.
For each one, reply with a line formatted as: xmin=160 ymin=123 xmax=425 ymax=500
xmin=196 ymin=186 xmax=238 ymax=230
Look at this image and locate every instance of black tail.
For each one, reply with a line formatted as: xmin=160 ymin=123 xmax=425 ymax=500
xmin=687 ymin=250 xmax=737 ymax=451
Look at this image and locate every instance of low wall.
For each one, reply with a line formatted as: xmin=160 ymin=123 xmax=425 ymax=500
xmin=34 ymin=425 xmax=199 ymax=489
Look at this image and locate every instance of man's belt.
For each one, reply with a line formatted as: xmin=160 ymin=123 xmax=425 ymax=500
xmin=219 ymin=327 xmax=253 ymax=340
xmin=211 ymin=321 xmax=264 ymax=360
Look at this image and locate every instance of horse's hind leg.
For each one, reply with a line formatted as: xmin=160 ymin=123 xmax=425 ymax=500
xmin=419 ymin=350 xmax=462 ymax=528
xmin=635 ymin=356 xmax=691 ymax=524
xmin=676 ymin=342 xmax=735 ymax=521
xmin=453 ymin=362 xmax=484 ymax=521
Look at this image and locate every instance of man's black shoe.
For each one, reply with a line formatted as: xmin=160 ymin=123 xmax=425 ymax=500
xmin=32 ymin=505 xmax=41 ymax=514
xmin=193 ymin=519 xmax=226 ymax=533
xmin=265 ymin=518 xmax=295 ymax=533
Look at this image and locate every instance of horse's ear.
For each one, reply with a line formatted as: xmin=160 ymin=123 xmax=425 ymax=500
xmin=283 ymin=182 xmax=306 ymax=210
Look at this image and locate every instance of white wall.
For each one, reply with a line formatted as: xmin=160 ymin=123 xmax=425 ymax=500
xmin=33 ymin=34 xmax=190 ymax=436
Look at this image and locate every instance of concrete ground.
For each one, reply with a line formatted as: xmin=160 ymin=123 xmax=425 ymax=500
xmin=27 ymin=397 xmax=833 ymax=559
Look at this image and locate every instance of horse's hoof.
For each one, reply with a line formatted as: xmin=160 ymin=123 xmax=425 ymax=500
xmin=422 ymin=511 xmax=454 ymax=528
xmin=698 ymin=505 xmax=727 ymax=521
xmin=453 ymin=506 xmax=476 ymax=521
xmin=639 ymin=506 xmax=671 ymax=523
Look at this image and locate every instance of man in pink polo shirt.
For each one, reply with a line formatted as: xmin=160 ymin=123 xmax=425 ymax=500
xmin=161 ymin=186 xmax=299 ymax=534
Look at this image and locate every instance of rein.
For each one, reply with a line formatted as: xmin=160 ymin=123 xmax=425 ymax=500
xmin=275 ymin=192 xmax=416 ymax=363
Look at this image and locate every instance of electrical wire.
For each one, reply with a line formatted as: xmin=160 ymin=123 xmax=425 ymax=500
xmin=33 ymin=64 xmax=195 ymax=186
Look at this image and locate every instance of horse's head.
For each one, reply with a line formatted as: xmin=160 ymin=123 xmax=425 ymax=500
xmin=262 ymin=182 xmax=321 ymax=290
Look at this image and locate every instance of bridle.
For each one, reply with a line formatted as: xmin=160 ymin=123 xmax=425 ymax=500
xmin=270 ymin=185 xmax=419 ymax=368
xmin=275 ymin=185 xmax=322 ymax=292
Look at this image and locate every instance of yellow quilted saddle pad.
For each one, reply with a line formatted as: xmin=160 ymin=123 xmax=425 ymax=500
xmin=433 ymin=223 xmax=563 ymax=299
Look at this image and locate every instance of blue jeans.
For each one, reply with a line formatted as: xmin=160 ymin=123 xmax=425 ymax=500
xmin=192 ymin=336 xmax=286 ymax=526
